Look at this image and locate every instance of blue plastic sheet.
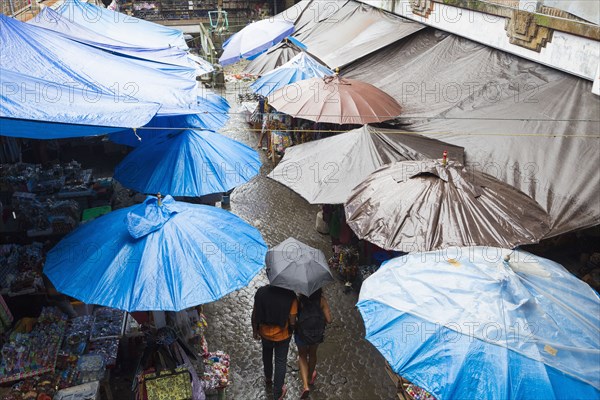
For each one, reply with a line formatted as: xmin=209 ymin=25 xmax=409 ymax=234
xmin=44 ymin=195 xmax=267 ymax=311
xmin=357 ymin=247 xmax=600 ymax=399
xmin=28 ymin=8 xmax=213 ymax=78
xmin=113 ymin=129 xmax=261 ymax=196
xmin=55 ymin=0 xmax=188 ymax=50
xmin=0 ymin=68 xmax=160 ymax=138
xmin=219 ymin=19 xmax=295 ymax=66
xmin=1 ymin=15 xmax=196 ymax=108
xmin=250 ymin=52 xmax=332 ymax=97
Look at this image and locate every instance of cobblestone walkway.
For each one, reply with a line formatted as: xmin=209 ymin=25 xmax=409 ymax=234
xmin=201 ymin=82 xmax=397 ymax=400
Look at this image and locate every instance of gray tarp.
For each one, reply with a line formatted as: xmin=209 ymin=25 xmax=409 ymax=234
xmin=243 ymin=42 xmax=303 ymax=76
xmin=345 ymin=160 xmax=552 ymax=252
xmin=245 ymin=0 xmax=348 ymax=74
xmin=245 ymin=0 xmax=423 ymax=74
xmin=268 ymin=125 xmax=464 ymax=204
xmin=344 ymin=29 xmax=600 ymax=237
xmin=295 ymin=2 xmax=423 ymax=69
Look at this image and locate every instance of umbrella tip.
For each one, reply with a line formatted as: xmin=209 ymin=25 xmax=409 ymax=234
xmin=442 ymin=150 xmax=448 ymax=166
xmin=334 ymin=67 xmax=339 ymax=75
xmin=157 ymin=192 xmax=162 ymax=206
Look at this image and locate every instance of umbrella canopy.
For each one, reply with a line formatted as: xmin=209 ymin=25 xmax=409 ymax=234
xmin=219 ymin=19 xmax=295 ymax=66
xmin=269 ymin=125 xmax=464 ymax=204
xmin=44 ymin=195 xmax=267 ymax=311
xmin=357 ymin=247 xmax=600 ymax=399
xmin=268 ymin=74 xmax=402 ymax=124
xmin=345 ymin=160 xmax=550 ymax=252
xmin=243 ymin=41 xmax=303 ymax=76
xmin=250 ymin=52 xmax=333 ymax=97
xmin=266 ymin=238 xmax=334 ymax=296
xmin=114 ymin=130 xmax=261 ymax=197
xmin=108 ymin=94 xmax=231 ymax=147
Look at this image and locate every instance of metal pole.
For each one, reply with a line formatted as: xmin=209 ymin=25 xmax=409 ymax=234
xmin=8 ymin=0 xmax=15 ymax=16
xmin=273 ymin=0 xmax=277 ymax=16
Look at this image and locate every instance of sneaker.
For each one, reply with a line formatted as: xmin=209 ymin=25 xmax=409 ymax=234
xmin=278 ymin=384 xmax=288 ymax=400
xmin=301 ymin=388 xmax=310 ymax=399
xmin=309 ymin=371 xmax=317 ymax=385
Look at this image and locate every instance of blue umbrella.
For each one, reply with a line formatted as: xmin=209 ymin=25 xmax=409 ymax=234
xmin=219 ymin=19 xmax=294 ymax=66
xmin=357 ymin=247 xmax=600 ymax=399
xmin=44 ymin=195 xmax=267 ymax=311
xmin=250 ymin=52 xmax=333 ymax=97
xmin=114 ymin=130 xmax=261 ymax=197
xmin=109 ymin=94 xmax=231 ymax=147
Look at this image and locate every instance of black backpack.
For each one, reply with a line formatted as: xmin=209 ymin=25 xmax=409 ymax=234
xmin=297 ymin=300 xmax=326 ymax=345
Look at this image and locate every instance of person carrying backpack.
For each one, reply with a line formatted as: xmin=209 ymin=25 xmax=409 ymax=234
xmin=295 ymin=288 xmax=332 ymax=399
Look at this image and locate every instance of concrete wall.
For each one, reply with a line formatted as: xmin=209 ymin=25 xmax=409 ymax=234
xmin=1 ymin=0 xmax=31 ymax=16
xmin=360 ymin=0 xmax=599 ymax=82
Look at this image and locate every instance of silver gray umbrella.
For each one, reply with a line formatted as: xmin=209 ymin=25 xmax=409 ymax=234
xmin=266 ymin=238 xmax=334 ymax=296
xmin=345 ymin=160 xmax=551 ymax=252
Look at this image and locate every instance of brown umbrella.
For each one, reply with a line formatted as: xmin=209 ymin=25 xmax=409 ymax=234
xmin=344 ymin=159 xmax=551 ymax=252
xmin=267 ymin=74 xmax=402 ymax=124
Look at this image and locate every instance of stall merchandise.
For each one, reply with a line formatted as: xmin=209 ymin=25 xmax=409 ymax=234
xmin=0 ymin=295 xmax=13 ymax=334
xmin=89 ymin=308 xmax=126 ymax=342
xmin=0 ymin=243 xmax=45 ymax=297
xmin=202 ymin=351 xmax=230 ymax=391
xmin=328 ymin=245 xmax=359 ymax=283
xmin=0 ymin=306 xmax=127 ymax=399
xmin=0 ymin=307 xmax=67 ymax=383
xmin=1 ymin=162 xmax=112 ymax=237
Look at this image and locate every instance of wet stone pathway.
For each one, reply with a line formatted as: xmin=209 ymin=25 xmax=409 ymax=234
xmin=201 ymin=82 xmax=397 ymax=400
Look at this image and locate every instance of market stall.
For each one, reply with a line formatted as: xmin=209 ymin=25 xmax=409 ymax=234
xmin=0 ymin=306 xmax=128 ymax=400
xmin=0 ymin=162 xmax=114 ymax=240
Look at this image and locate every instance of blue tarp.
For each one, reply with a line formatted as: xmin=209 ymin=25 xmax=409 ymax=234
xmin=28 ymin=8 xmax=213 ymax=78
xmin=1 ymin=14 xmax=196 ymax=108
xmin=357 ymin=247 xmax=600 ymax=399
xmin=44 ymin=195 xmax=268 ymax=311
xmin=114 ymin=129 xmax=261 ymax=196
xmin=0 ymin=68 xmax=160 ymax=139
xmin=55 ymin=0 xmax=188 ymax=50
xmin=250 ymin=52 xmax=332 ymax=97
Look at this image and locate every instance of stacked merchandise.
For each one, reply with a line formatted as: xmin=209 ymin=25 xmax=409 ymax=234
xmin=0 ymin=308 xmax=67 ymax=384
xmin=0 ymin=307 xmax=127 ymax=399
xmin=404 ymin=383 xmax=436 ymax=400
xmin=0 ymin=295 xmax=13 ymax=335
xmin=328 ymin=245 xmax=359 ymax=284
xmin=0 ymin=243 xmax=45 ymax=296
xmin=202 ymin=351 xmax=230 ymax=395
xmin=0 ymin=162 xmax=105 ymax=237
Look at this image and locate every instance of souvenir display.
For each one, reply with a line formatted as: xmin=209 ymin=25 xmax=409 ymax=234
xmin=203 ymin=351 xmax=230 ymax=391
xmin=405 ymin=383 xmax=437 ymax=400
xmin=328 ymin=245 xmax=359 ymax=283
xmin=0 ymin=243 xmax=45 ymax=296
xmin=89 ymin=308 xmax=126 ymax=341
xmin=0 ymin=308 xmax=67 ymax=383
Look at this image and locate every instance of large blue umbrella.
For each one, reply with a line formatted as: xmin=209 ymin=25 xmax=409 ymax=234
xmin=114 ymin=130 xmax=261 ymax=197
xmin=44 ymin=195 xmax=267 ymax=311
xmin=109 ymin=94 xmax=231 ymax=147
xmin=250 ymin=52 xmax=333 ymax=97
xmin=357 ymin=247 xmax=600 ymax=399
xmin=219 ymin=19 xmax=294 ymax=66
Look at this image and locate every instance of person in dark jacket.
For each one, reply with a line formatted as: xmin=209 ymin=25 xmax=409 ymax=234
xmin=295 ymin=289 xmax=332 ymax=399
xmin=252 ymin=285 xmax=298 ymax=400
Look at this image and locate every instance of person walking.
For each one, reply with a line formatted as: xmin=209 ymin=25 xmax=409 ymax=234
xmin=295 ymin=289 xmax=332 ymax=399
xmin=252 ymin=284 xmax=298 ymax=400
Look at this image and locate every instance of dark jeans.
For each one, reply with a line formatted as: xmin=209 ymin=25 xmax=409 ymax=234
xmin=262 ymin=337 xmax=291 ymax=399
